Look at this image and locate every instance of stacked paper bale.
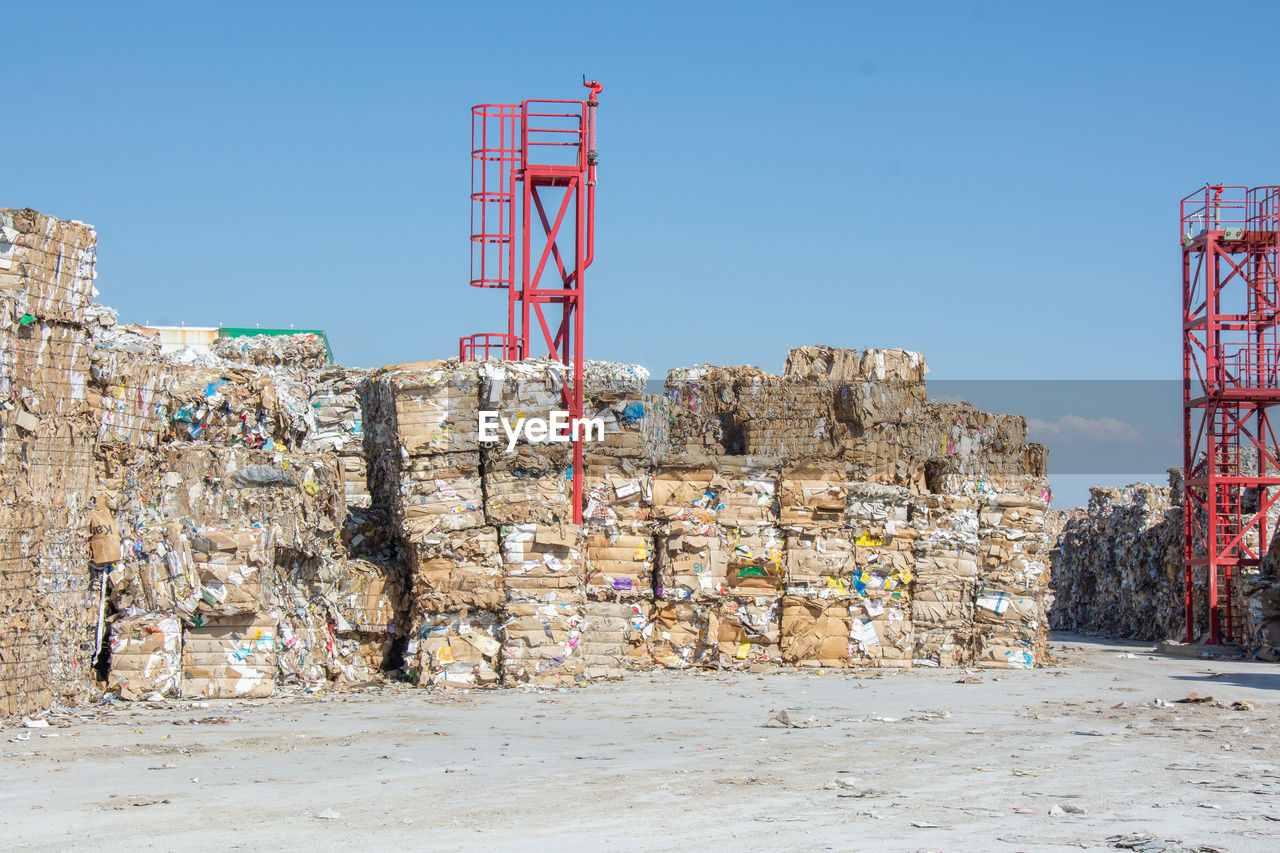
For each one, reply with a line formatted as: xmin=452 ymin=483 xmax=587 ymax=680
xmin=306 ymin=366 xmax=372 ymax=509
xmin=86 ymin=305 xmax=176 ymax=448
xmin=1048 ymin=481 xmax=1183 ymax=640
xmin=910 ymin=495 xmax=980 ymax=667
xmin=711 ymin=457 xmax=784 ymax=668
xmin=649 ymin=456 xmax=718 ymax=666
xmin=211 ymin=332 xmax=329 ymax=370
xmin=578 ymin=362 xmax=664 ymax=676
xmin=181 ymin=617 xmax=277 ymax=699
xmin=0 ymin=209 xmax=100 ymax=716
xmin=96 ymin=436 xmax=350 ymax=696
xmin=0 ymin=208 xmax=97 ymax=325
xmin=973 ymin=493 xmax=1050 ymax=668
xmin=105 ymin=615 xmax=182 ymax=701
xmin=500 ymin=521 xmax=588 ymax=685
xmin=779 ymin=463 xmax=857 ymax=667
xmin=844 ymin=483 xmax=916 ymax=667
xmin=403 ymin=526 xmax=504 ymax=686
xmin=370 ymin=361 xmax=502 ymax=687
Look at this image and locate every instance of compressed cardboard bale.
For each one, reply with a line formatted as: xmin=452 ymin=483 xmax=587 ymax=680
xmin=911 ymin=625 xmax=973 ymax=668
xmin=11 ymin=318 xmax=93 ymax=417
xmin=720 ymin=525 xmax=785 ymax=596
xmin=859 ymin=348 xmax=928 ymax=383
xmin=212 ymin=332 xmax=329 ymax=370
xmin=913 ymin=495 xmax=979 ymax=569
xmin=583 ymin=452 xmax=652 ymax=523
xmin=582 ymin=360 xmax=661 ymax=459
xmin=325 ymin=558 xmax=407 ymax=671
xmin=381 ymin=360 xmax=481 ymax=455
xmin=105 ymin=522 xmax=200 ymax=617
xmin=780 ymin=463 xmax=848 ymax=528
xmin=782 ymin=345 xmax=867 ymax=383
xmin=784 ymin=528 xmax=856 ymax=596
xmin=305 ymin=366 xmax=371 ymax=507
xmin=714 ymin=595 xmax=781 ymax=669
xmin=0 ymin=208 xmax=97 ymax=325
xmin=406 ymin=609 xmax=502 ymax=687
xmin=499 ymin=523 xmax=586 ymax=685
xmin=780 ymin=596 xmax=855 ymax=667
xmin=713 ymin=456 xmax=779 ymax=526
xmin=738 ymin=378 xmax=837 ymax=460
xmin=837 ymin=436 xmax=924 ymax=490
xmin=864 ymin=611 xmax=914 ymax=668
xmin=501 ymin=522 xmax=584 ymax=604
xmin=148 ymin=446 xmax=345 ymax=556
xmin=584 ymin=522 xmax=654 ymax=601
xmin=974 ymin=585 xmax=1041 ymax=628
xmin=189 ymin=528 xmax=276 ymax=618
xmin=654 ymin=519 xmax=722 ymax=601
xmin=580 ymin=600 xmax=650 ymax=679
xmin=644 ymin=601 xmax=716 ymax=669
xmin=651 ymin=456 xmax=718 ymax=522
xmin=410 ymin=526 xmax=505 ymax=612
xmin=973 ymin=582 xmax=1042 ymax=669
xmin=107 ymin=614 xmax=182 ymax=699
xmin=165 ymin=364 xmax=313 ymax=449
xmin=396 ymin=451 xmax=485 ymax=536
xmin=502 ymin=600 xmax=587 ymax=686
xmin=483 ymin=444 xmax=572 ymax=526
xmin=477 ymin=358 xmax=568 ymax=441
xmin=910 ymin=581 xmax=975 ymax=628
xmin=180 ymin=617 xmax=277 ymax=698
xmin=275 ymin=606 xmax=335 ymax=688
xmin=973 ymin=626 xmax=1038 ymax=669
xmin=832 ymin=380 xmax=928 ymax=432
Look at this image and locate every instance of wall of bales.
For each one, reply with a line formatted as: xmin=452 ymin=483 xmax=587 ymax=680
xmin=0 ymin=209 xmax=100 ymax=717
xmin=1 ymin=206 xmax=1059 ymax=715
xmin=368 ymin=349 xmax=1055 ymax=686
xmin=1049 ymin=471 xmax=1280 ymax=657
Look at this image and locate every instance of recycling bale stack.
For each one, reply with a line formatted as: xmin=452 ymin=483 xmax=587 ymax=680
xmin=1047 ymin=480 xmax=1182 ymax=641
xmin=710 ymin=456 xmax=784 ymax=669
xmin=649 ymin=455 xmax=720 ymax=668
xmin=910 ymin=495 xmax=980 ymax=667
xmin=973 ymin=493 xmax=1051 ymax=668
xmin=98 ymin=440 xmax=352 ymax=696
xmin=306 ymin=365 xmax=372 ymax=509
xmin=371 ymin=361 xmax=501 ymax=687
xmin=0 ymin=208 xmax=99 ymax=716
xmin=778 ymin=462 xmax=852 ymax=668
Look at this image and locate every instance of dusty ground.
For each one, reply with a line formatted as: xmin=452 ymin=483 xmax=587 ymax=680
xmin=2 ymin=633 xmax=1277 ymax=852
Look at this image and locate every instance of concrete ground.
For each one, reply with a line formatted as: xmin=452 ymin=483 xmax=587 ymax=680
xmin=2 ymin=633 xmax=1277 ymax=852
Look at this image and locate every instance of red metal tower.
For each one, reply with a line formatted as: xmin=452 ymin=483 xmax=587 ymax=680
xmin=460 ymin=80 xmax=602 ymax=525
xmin=1182 ymin=185 xmax=1280 ymax=644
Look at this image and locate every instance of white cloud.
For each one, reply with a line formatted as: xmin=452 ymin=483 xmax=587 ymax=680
xmin=1027 ymin=414 xmax=1144 ymax=445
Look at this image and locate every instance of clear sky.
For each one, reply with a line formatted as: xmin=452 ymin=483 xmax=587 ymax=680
xmin=10 ymin=1 xmax=1279 ymax=504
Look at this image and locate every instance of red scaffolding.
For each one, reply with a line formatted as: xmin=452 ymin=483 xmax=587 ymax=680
xmin=1181 ymin=184 xmax=1280 ymax=644
xmin=460 ymin=80 xmax=602 ymax=526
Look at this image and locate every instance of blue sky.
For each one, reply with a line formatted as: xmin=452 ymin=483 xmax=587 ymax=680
xmin=10 ymin=1 xmax=1279 ymax=504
